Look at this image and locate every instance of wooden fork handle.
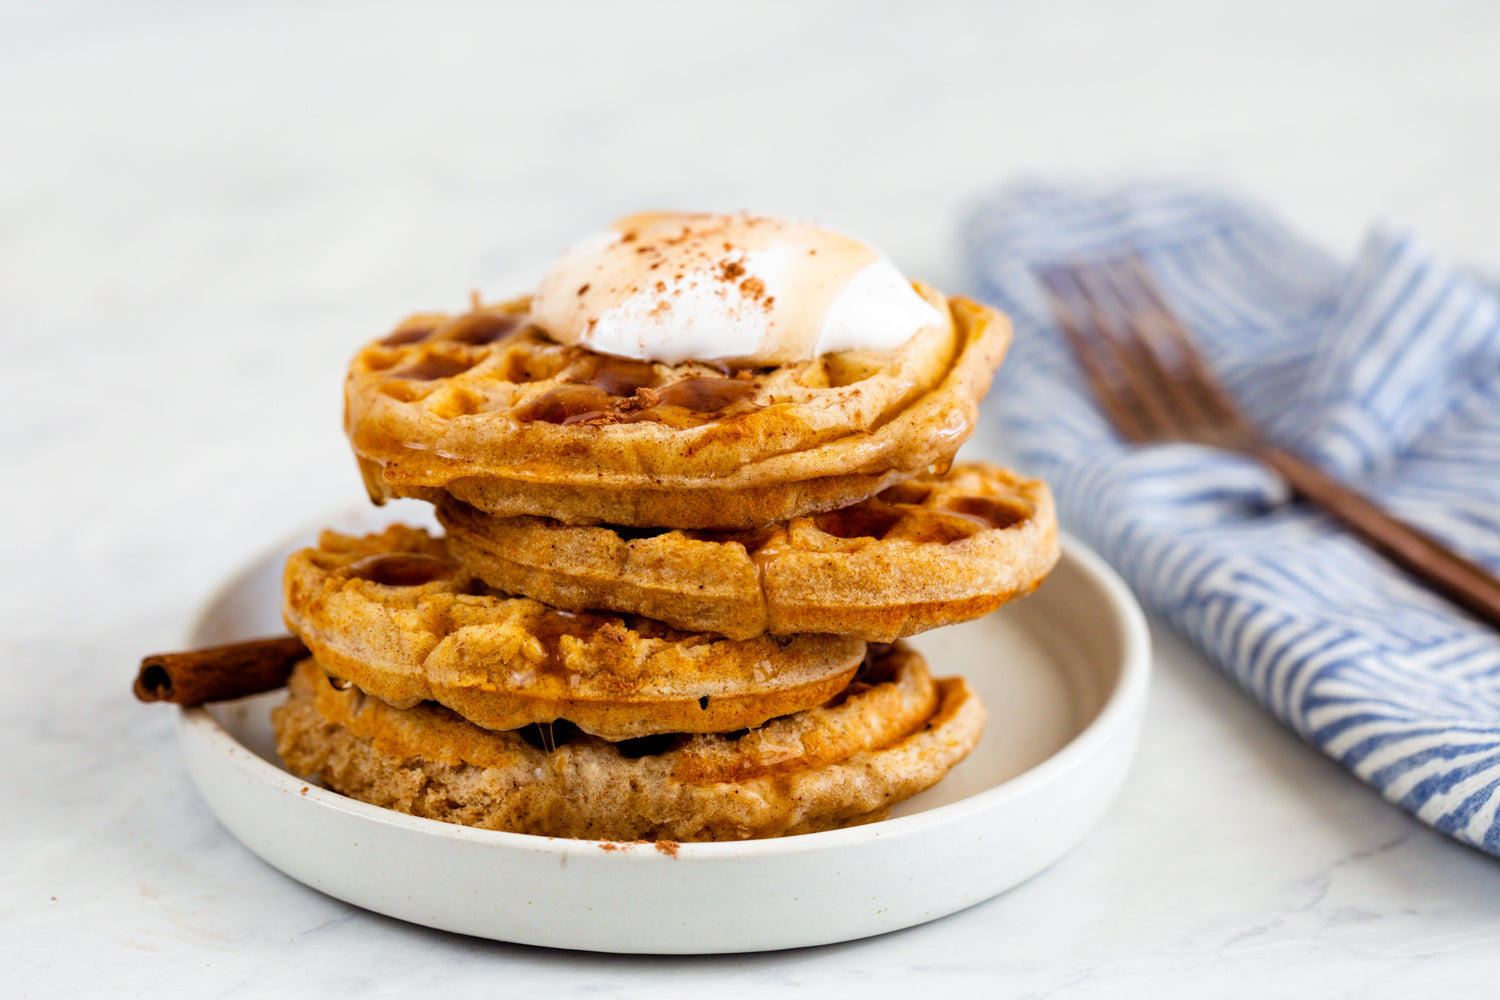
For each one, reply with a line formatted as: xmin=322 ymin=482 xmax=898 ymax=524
xmin=1256 ymin=445 xmax=1500 ymax=630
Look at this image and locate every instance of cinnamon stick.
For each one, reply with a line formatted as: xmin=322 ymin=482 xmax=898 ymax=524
xmin=134 ymin=635 xmax=308 ymax=705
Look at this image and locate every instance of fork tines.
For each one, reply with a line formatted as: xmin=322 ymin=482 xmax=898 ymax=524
xmin=1034 ymin=255 xmax=1252 ymax=448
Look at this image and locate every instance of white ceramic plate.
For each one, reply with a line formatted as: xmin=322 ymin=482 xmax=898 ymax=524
xmin=177 ymin=504 xmax=1150 ymax=953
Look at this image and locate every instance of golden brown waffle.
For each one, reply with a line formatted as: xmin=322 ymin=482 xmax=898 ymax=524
xmin=343 ymin=288 xmax=1011 ymax=529
xmin=438 ymin=463 xmax=1059 ymax=641
xmin=282 ymin=524 xmax=865 ymax=740
xmin=273 ymin=642 xmax=984 ymax=841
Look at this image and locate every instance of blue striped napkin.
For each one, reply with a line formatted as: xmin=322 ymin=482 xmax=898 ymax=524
xmin=964 ymin=181 xmax=1500 ymax=858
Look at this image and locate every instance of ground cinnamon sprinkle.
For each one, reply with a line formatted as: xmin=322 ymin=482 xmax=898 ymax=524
xmin=595 ymin=622 xmax=630 ymax=645
xmin=598 ymin=840 xmax=663 ymax=852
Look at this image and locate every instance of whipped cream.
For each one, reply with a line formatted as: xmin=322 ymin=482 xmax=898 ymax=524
xmin=529 ymin=212 xmax=942 ymax=365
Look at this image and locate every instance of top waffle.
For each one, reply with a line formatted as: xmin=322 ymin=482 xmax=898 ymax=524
xmin=345 ymin=287 xmax=1010 ymax=529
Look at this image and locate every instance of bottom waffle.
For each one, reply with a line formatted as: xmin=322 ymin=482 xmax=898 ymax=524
xmin=273 ymin=643 xmax=985 ymax=842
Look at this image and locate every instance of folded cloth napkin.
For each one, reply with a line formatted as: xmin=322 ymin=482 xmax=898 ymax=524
xmin=964 ymin=181 xmax=1500 ymax=858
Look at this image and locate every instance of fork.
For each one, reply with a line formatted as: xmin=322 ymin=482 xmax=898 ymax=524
xmin=1035 ymin=254 xmax=1500 ymax=631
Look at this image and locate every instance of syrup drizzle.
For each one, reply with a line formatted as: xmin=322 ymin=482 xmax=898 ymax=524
xmin=823 ymin=642 xmax=897 ymax=707
xmin=514 ymin=355 xmax=762 ymax=427
xmin=811 ymin=505 xmax=905 ymax=541
xmin=527 ymin=608 xmax=611 ymax=673
xmin=651 ymin=377 xmax=757 ymax=412
xmin=347 ymin=552 xmax=456 ymax=586
xmin=380 ymin=325 xmax=435 ymax=347
xmin=393 ymin=355 xmax=478 ymax=381
xmin=581 ymin=356 xmax=657 ymax=396
xmin=513 ymin=384 xmax=621 ymax=425
xmin=524 ymin=608 xmax=681 ymax=674
xmin=444 ymin=313 xmax=522 ymax=345
xmin=941 ymin=495 xmax=1030 ymax=530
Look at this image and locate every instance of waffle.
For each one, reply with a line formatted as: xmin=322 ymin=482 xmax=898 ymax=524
xmin=438 ymin=463 xmax=1059 ymax=641
xmin=344 ymin=289 xmax=1011 ymax=529
xmin=282 ymin=524 xmax=865 ymax=740
xmin=272 ymin=642 xmax=985 ymax=841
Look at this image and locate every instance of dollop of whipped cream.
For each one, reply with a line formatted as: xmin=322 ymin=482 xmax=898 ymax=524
xmin=529 ymin=212 xmax=943 ymax=365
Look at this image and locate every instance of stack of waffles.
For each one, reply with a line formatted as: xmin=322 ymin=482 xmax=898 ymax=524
xmin=272 ymin=219 xmax=1059 ymax=842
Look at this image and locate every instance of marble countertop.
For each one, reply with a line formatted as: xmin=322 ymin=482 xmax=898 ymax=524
xmin=7 ymin=1 xmax=1500 ymax=995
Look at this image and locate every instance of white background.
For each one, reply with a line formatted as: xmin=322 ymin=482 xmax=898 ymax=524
xmin=6 ymin=1 xmax=1500 ymax=996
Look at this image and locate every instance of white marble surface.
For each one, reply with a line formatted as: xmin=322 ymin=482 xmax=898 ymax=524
xmin=6 ymin=1 xmax=1500 ymax=995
